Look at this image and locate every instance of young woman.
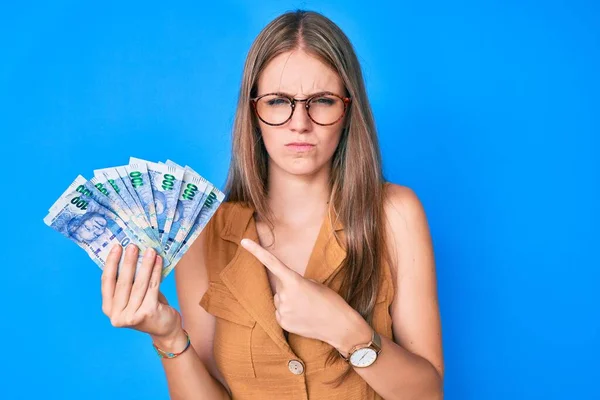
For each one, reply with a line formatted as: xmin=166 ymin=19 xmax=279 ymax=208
xmin=101 ymin=10 xmax=444 ymax=399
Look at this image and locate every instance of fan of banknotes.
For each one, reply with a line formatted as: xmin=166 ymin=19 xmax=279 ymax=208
xmin=44 ymin=157 xmax=224 ymax=278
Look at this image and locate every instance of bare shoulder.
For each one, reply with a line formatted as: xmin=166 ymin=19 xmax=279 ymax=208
xmin=382 ymin=183 xmax=432 ymax=275
xmin=383 ymin=183 xmax=429 ymax=230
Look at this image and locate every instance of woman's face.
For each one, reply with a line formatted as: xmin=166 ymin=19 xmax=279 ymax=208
xmin=256 ymin=50 xmax=346 ymax=177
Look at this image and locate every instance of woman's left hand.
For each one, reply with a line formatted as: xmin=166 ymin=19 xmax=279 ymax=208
xmin=240 ymin=238 xmax=369 ymax=351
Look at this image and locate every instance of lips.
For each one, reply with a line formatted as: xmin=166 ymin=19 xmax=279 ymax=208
xmin=285 ymin=142 xmax=315 ymax=152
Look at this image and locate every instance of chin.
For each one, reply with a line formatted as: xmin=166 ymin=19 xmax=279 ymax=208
xmin=277 ymin=160 xmax=324 ymax=177
xmin=286 ymin=166 xmax=320 ymax=176
xmin=269 ymin=152 xmax=332 ymax=177
xmin=271 ymin=160 xmax=322 ymax=176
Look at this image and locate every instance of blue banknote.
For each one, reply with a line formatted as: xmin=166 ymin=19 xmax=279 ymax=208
xmin=128 ymin=158 xmax=160 ymax=239
xmin=44 ymin=176 xmax=160 ymax=273
xmin=95 ymin=166 xmax=161 ymax=245
xmin=89 ymin=174 xmax=158 ymax=249
xmin=146 ymin=161 xmax=184 ymax=247
xmin=116 ymin=166 xmax=147 ymax=219
xmin=46 ymin=159 xmax=222 ymax=279
xmin=166 ymin=186 xmax=224 ymax=274
xmin=162 ymin=162 xmax=211 ymax=261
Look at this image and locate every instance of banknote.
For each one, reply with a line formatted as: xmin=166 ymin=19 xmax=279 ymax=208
xmin=43 ymin=176 xmax=158 ymax=273
xmin=45 ymin=158 xmax=222 ymax=279
xmin=146 ymin=161 xmax=184 ymax=246
xmin=89 ymin=174 xmax=158 ymax=249
xmin=167 ymin=186 xmax=224 ymax=274
xmin=116 ymin=166 xmax=147 ymax=220
xmin=127 ymin=158 xmax=160 ymax=238
xmin=94 ymin=167 xmax=146 ymax=226
xmin=94 ymin=166 xmax=160 ymax=245
xmin=163 ymin=163 xmax=211 ymax=260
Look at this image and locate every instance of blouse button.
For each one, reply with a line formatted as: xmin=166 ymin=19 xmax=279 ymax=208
xmin=288 ymin=359 xmax=305 ymax=375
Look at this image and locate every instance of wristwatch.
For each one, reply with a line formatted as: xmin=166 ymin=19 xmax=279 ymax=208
xmin=340 ymin=329 xmax=382 ymax=368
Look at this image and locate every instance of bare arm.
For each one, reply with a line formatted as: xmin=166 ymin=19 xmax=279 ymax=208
xmin=153 ymin=227 xmax=231 ymax=400
xmin=151 ymin=328 xmax=230 ymax=400
xmin=331 ymin=184 xmax=444 ymax=399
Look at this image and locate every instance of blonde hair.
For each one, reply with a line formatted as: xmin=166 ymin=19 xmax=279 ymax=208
xmin=224 ymin=10 xmax=388 ymax=384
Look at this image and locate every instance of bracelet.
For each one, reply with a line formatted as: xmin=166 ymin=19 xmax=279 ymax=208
xmin=152 ymin=330 xmax=191 ymax=359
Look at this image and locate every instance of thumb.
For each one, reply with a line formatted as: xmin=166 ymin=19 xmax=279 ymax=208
xmin=158 ymin=291 xmax=169 ymax=305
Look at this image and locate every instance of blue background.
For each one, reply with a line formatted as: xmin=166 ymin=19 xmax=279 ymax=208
xmin=2 ymin=0 xmax=598 ymax=399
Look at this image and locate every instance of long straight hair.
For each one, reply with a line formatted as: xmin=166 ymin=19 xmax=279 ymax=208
xmin=224 ymin=10 xmax=388 ymax=383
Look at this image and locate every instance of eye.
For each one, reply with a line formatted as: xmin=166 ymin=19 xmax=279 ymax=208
xmin=310 ymin=95 xmax=337 ymax=106
xmin=264 ymin=96 xmax=291 ymax=107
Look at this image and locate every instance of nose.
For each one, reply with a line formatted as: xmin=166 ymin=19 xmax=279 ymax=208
xmin=288 ymin=101 xmax=312 ymax=133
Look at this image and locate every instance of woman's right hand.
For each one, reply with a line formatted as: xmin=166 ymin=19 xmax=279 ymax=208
xmin=101 ymin=244 xmax=182 ymax=339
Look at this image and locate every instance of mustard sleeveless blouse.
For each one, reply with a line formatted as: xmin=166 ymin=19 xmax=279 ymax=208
xmin=199 ymin=202 xmax=394 ymax=399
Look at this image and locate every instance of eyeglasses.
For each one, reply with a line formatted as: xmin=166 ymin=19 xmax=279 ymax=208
xmin=250 ymin=91 xmax=351 ymax=126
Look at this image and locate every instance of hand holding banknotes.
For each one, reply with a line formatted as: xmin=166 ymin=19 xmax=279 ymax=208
xmin=100 ymin=244 xmax=182 ymax=339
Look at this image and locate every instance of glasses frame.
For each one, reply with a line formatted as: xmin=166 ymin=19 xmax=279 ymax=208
xmin=250 ymin=91 xmax=352 ymax=126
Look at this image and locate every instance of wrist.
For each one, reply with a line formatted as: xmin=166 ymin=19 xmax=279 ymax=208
xmin=150 ymin=326 xmax=187 ymax=352
xmin=329 ymin=308 xmax=373 ymax=357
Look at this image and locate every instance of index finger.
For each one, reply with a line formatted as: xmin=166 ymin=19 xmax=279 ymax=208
xmin=240 ymin=238 xmax=297 ymax=282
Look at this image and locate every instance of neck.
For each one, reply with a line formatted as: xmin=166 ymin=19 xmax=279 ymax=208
xmin=265 ymin=162 xmax=331 ymax=227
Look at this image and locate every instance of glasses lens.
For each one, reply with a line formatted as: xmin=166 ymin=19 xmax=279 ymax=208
xmin=308 ymin=94 xmax=345 ymax=125
xmin=255 ymin=94 xmax=293 ymax=125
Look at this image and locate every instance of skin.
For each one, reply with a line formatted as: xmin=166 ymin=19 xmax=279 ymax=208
xmin=101 ymin=49 xmax=444 ymax=399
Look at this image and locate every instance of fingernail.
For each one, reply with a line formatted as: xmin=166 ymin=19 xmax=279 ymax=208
xmin=110 ymin=244 xmax=121 ymax=253
xmin=241 ymin=238 xmax=249 ymax=246
xmin=126 ymin=244 xmax=137 ymax=254
xmin=155 ymin=254 xmax=162 ymax=264
xmin=145 ymin=247 xmax=156 ymax=257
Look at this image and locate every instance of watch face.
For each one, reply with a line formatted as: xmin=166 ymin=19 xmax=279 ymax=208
xmin=349 ymin=348 xmax=377 ymax=367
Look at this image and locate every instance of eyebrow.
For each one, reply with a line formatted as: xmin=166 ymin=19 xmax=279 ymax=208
xmin=260 ymin=90 xmax=333 ymax=98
